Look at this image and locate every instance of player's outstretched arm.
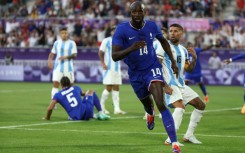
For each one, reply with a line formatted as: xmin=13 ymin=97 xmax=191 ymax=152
xmin=43 ymin=100 xmax=57 ymax=120
xmin=185 ymin=47 xmax=197 ymax=72
xmin=112 ymin=41 xmax=146 ymax=61
xmin=201 ymin=44 xmax=213 ymax=52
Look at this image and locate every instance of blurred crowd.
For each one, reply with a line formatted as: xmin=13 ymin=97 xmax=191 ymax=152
xmin=0 ymin=0 xmax=238 ymax=19
xmin=0 ymin=0 xmax=244 ymax=49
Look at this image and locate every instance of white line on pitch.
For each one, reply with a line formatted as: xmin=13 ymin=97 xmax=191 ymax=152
xmin=0 ymin=107 xmax=241 ymax=129
xmin=5 ymin=127 xmax=245 ymax=139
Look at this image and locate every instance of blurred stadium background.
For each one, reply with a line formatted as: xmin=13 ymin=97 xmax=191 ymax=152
xmin=0 ymin=0 xmax=245 ymax=153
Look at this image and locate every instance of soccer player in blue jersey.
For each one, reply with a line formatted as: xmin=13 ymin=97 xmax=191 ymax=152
xmin=48 ymin=27 xmax=77 ymax=108
xmin=224 ymin=53 xmax=245 ymax=114
xmin=98 ymin=26 xmax=126 ymax=115
xmin=112 ymin=1 xmax=180 ymax=152
xmin=184 ymin=42 xmax=214 ymax=103
xmin=155 ymin=24 xmax=206 ymax=145
xmin=43 ymin=76 xmax=110 ymax=121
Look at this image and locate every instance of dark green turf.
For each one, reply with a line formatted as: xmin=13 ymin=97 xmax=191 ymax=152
xmin=0 ymin=82 xmax=244 ymax=153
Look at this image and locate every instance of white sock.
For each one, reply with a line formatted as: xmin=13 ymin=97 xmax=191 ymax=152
xmin=101 ymin=89 xmax=110 ymax=110
xmin=51 ymin=87 xmax=59 ymax=99
xmin=185 ymin=109 xmax=204 ymax=137
xmin=172 ymin=107 xmax=185 ymax=131
xmin=112 ymin=90 xmax=120 ymax=112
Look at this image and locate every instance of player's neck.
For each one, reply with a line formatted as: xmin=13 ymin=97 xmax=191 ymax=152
xmin=171 ymin=42 xmax=179 ymax=46
xmin=130 ymin=20 xmax=145 ymax=30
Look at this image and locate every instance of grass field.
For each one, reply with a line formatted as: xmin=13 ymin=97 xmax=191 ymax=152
xmin=0 ymin=82 xmax=244 ymax=153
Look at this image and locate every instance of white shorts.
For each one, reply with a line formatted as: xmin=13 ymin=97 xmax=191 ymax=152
xmin=52 ymin=71 xmax=75 ymax=83
xmin=165 ymin=85 xmax=199 ymax=108
xmin=102 ymin=70 xmax=122 ymax=85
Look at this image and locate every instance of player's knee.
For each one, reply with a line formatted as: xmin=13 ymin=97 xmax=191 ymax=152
xmin=197 ymin=101 xmax=206 ymax=110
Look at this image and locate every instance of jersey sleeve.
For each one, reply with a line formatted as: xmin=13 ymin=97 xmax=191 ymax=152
xmin=52 ymin=93 xmax=59 ymax=101
xmin=72 ymin=41 xmax=77 ymax=54
xmin=99 ymin=38 xmax=107 ymax=52
xmin=155 ymin=41 xmax=164 ymax=59
xmin=51 ymin=41 xmax=58 ymax=54
xmin=112 ymin=26 xmax=124 ymax=47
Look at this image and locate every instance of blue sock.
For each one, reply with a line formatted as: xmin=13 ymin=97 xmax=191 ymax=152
xmin=161 ymin=109 xmax=177 ymax=143
xmin=199 ymin=84 xmax=207 ymax=96
xmin=93 ymin=92 xmax=102 ymax=111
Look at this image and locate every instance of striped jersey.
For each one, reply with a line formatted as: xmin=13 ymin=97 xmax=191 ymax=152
xmin=51 ymin=39 xmax=77 ymax=73
xmin=99 ymin=37 xmax=121 ymax=72
xmin=155 ymin=40 xmax=189 ymax=88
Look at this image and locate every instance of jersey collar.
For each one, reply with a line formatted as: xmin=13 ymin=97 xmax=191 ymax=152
xmin=129 ymin=20 xmax=146 ymax=30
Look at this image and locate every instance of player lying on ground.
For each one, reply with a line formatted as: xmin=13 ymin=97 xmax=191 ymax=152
xmin=43 ymin=76 xmax=110 ymax=121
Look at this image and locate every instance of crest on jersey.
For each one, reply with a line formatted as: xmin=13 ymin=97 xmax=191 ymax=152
xmin=150 ymin=32 xmax=153 ymax=39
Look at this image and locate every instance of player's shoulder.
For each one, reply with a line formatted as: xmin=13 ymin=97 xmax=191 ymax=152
xmin=117 ymin=22 xmax=129 ymax=28
xmin=104 ymin=37 xmax=112 ymax=42
xmin=53 ymin=40 xmax=60 ymax=45
xmin=179 ymin=44 xmax=187 ymax=51
xmin=68 ymin=39 xmax=76 ymax=44
xmin=145 ymin=20 xmax=157 ymax=25
xmin=145 ymin=20 xmax=158 ymax=28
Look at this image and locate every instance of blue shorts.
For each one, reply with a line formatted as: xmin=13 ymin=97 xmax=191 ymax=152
xmin=185 ymin=75 xmax=203 ymax=84
xmin=128 ymin=61 xmax=164 ymax=100
xmin=81 ymin=95 xmax=94 ymax=120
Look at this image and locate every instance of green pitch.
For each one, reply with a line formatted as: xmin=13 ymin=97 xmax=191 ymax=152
xmin=0 ymin=82 xmax=244 ymax=153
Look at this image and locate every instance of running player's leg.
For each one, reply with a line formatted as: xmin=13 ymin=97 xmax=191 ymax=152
xmin=164 ymin=85 xmax=185 ymax=146
xmin=183 ymin=86 xmax=205 ymax=144
xmin=149 ymin=81 xmax=177 ymax=145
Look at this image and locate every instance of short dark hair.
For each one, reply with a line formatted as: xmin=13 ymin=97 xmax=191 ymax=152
xmin=59 ymin=26 xmax=68 ymax=32
xmin=169 ymin=24 xmax=183 ymax=31
xmin=161 ymin=27 xmax=168 ymax=33
xmin=60 ymin=76 xmax=71 ymax=88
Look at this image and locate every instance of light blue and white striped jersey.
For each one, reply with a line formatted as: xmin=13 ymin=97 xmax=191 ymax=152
xmin=154 ymin=40 xmax=188 ymax=88
xmin=99 ymin=37 xmax=121 ymax=72
xmin=51 ymin=39 xmax=77 ymax=73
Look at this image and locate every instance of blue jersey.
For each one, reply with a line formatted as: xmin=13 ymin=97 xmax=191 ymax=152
xmin=112 ymin=20 xmax=164 ymax=71
xmin=53 ymin=86 xmax=85 ymax=120
xmin=185 ymin=47 xmax=202 ymax=78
